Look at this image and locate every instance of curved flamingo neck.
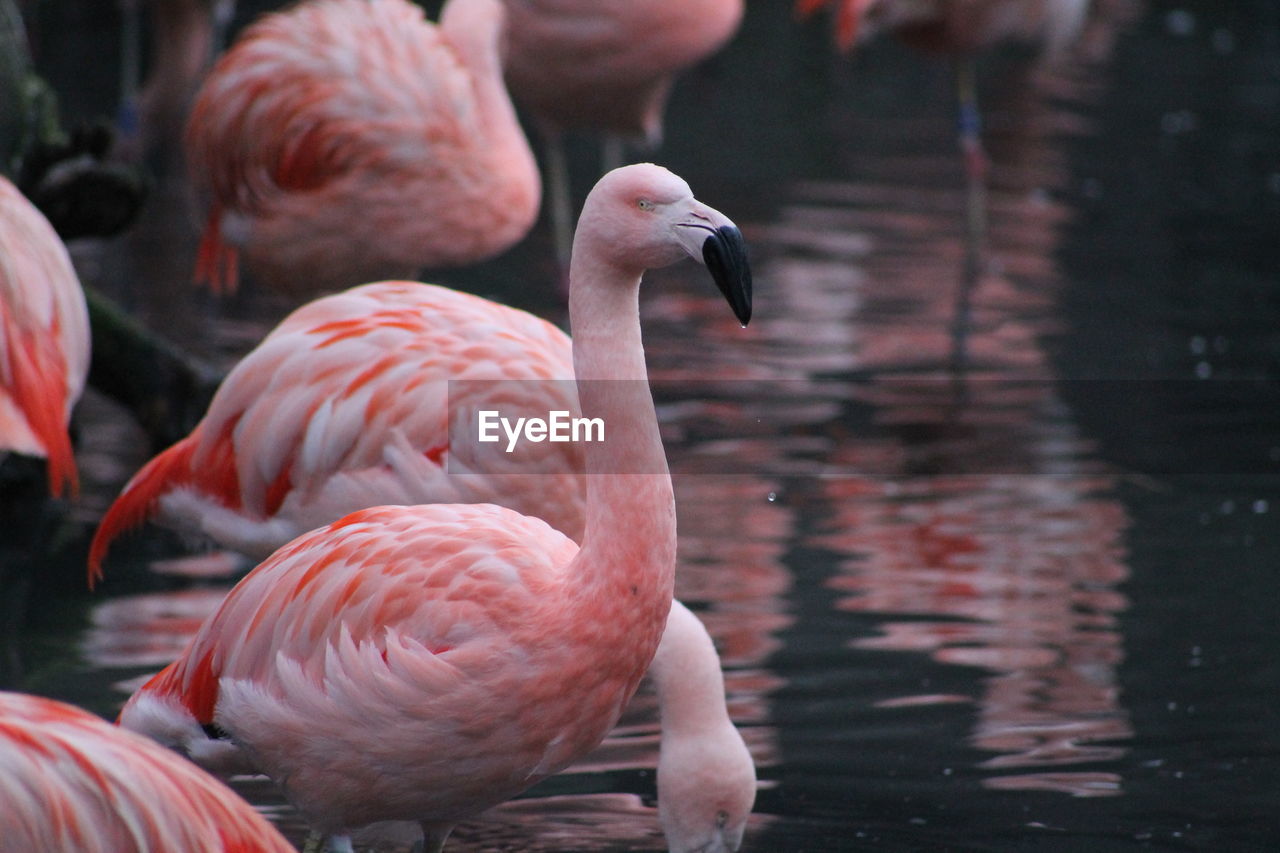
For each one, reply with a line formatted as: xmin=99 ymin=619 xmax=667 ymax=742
xmin=651 ymin=602 xmax=731 ymax=735
xmin=565 ymin=239 xmax=675 ymax=603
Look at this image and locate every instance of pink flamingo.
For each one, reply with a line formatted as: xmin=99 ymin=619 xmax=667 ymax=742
xmin=501 ymin=0 xmax=744 ymax=267
xmin=0 ymin=175 xmax=90 ymax=498
xmin=0 ymin=691 xmax=295 ymax=852
xmin=88 ymin=283 xmax=755 ymax=851
xmin=186 ymin=0 xmax=540 ymax=296
xmin=88 ymin=279 xmax=582 ymax=569
xmin=117 ymin=163 xmax=752 ymax=852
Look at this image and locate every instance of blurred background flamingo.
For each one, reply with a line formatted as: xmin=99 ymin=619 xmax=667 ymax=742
xmin=117 ymin=0 xmax=236 ymax=160
xmin=797 ymin=0 xmax=1091 ymax=369
xmin=502 ymin=0 xmax=744 ymax=269
xmin=0 ymin=690 xmax=296 ymax=853
xmin=116 ymin=164 xmax=752 ymax=852
xmin=186 ymin=0 xmax=539 ymax=297
xmin=0 ymin=175 xmax=89 ymax=499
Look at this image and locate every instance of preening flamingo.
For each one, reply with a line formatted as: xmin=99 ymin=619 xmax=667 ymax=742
xmin=88 ymin=279 xmax=582 ymax=570
xmin=187 ymin=0 xmax=539 ymax=296
xmin=118 ymin=163 xmax=752 ymax=852
xmin=0 ymin=691 xmax=295 ymax=853
xmin=0 ymin=175 xmax=90 ymax=497
xmin=502 ymin=0 xmax=744 ymax=267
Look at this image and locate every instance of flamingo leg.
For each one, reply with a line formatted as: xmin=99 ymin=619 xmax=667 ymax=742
xmin=540 ymin=124 xmax=575 ymax=277
xmin=951 ymin=56 xmax=987 ymax=374
xmin=415 ymin=822 xmax=453 ymax=853
xmin=601 ymin=134 xmax=626 ymax=174
xmin=117 ymin=0 xmax=142 ymax=139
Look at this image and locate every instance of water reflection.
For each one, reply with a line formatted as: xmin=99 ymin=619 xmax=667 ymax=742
xmin=756 ymin=12 xmax=1138 ymax=801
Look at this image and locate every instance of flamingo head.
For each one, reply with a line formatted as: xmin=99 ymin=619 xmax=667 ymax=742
xmin=657 ymin=722 xmax=758 ymax=853
xmin=577 ymin=164 xmax=752 ymax=326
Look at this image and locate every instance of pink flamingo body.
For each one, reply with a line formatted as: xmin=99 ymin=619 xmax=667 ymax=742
xmin=503 ymin=0 xmax=745 ymax=143
xmin=118 ymin=164 xmax=752 ymax=851
xmin=187 ymin=0 xmax=539 ymax=295
xmin=501 ymin=0 xmax=744 ymax=269
xmin=89 ymin=280 xmax=581 ymax=575
xmin=0 ymin=176 xmax=90 ymax=497
xmin=0 ymin=691 xmax=294 ymax=853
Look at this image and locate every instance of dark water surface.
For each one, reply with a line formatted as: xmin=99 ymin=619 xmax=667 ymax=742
xmin=5 ymin=0 xmax=1280 ymax=850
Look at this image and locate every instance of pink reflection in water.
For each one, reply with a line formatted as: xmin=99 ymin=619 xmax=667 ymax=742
xmin=760 ymin=11 xmax=1137 ymax=798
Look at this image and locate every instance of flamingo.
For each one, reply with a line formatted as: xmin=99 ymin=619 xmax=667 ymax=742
xmin=116 ymin=163 xmax=752 ymax=853
xmin=0 ymin=175 xmax=90 ymax=498
xmin=118 ymin=0 xmax=236 ymax=158
xmin=501 ymin=0 xmax=744 ymax=268
xmin=186 ymin=0 xmax=540 ymax=296
xmin=0 ymin=691 xmax=295 ymax=852
xmin=798 ymin=0 xmax=1088 ymax=366
xmin=88 ymin=279 xmax=583 ymax=569
xmin=88 ymin=282 xmax=756 ymax=852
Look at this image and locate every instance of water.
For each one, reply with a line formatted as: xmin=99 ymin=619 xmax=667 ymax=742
xmin=5 ymin=0 xmax=1280 ymax=850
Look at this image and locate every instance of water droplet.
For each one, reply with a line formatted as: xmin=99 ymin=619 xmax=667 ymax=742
xmin=1167 ymin=701 xmax=1178 ymax=711
xmin=1254 ymin=500 xmax=1269 ymax=514
xmin=942 ymin=767 xmax=953 ymax=776
xmin=1189 ymin=336 xmax=1207 ymax=355
xmin=1213 ymin=335 xmax=1229 ymax=353
xmin=1269 ymin=173 xmax=1280 ymax=195
xmin=1166 ymin=9 xmax=1196 ymax=36
xmin=1195 ymin=361 xmax=1212 ymax=379
xmin=766 ymin=492 xmax=777 ymax=503
xmin=1211 ymin=28 xmax=1235 ymax=54
xmin=1220 ymin=500 xmax=1235 ymax=515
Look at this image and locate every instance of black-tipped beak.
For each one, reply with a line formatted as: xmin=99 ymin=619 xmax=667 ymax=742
xmin=702 ymin=225 xmax=753 ymax=326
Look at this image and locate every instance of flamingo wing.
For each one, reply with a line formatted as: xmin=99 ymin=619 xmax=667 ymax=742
xmin=89 ymin=281 xmax=576 ymax=580
xmin=122 ymin=502 xmax=580 ymax=827
xmin=0 ymin=177 xmax=90 ymax=497
xmin=0 ymin=691 xmax=294 ymax=852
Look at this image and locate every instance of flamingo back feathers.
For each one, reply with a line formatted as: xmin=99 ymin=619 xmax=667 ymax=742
xmin=185 ymin=0 xmax=539 ymax=293
xmin=0 ymin=177 xmax=90 ymax=497
xmin=0 ymin=691 xmax=295 ymax=852
xmin=90 ymin=281 xmax=580 ymax=582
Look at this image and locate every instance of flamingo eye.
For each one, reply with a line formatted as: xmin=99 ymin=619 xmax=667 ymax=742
xmin=637 ymin=198 xmax=656 ymax=211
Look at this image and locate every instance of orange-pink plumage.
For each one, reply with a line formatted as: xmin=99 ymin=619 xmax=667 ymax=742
xmin=88 ymin=280 xmax=579 ymax=582
xmin=0 ymin=176 xmax=90 ymax=497
xmin=117 ymin=164 xmax=752 ymax=851
xmin=0 ymin=691 xmax=295 ymax=853
xmin=186 ymin=0 xmax=539 ymax=296
xmin=503 ymin=0 xmax=745 ymax=143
